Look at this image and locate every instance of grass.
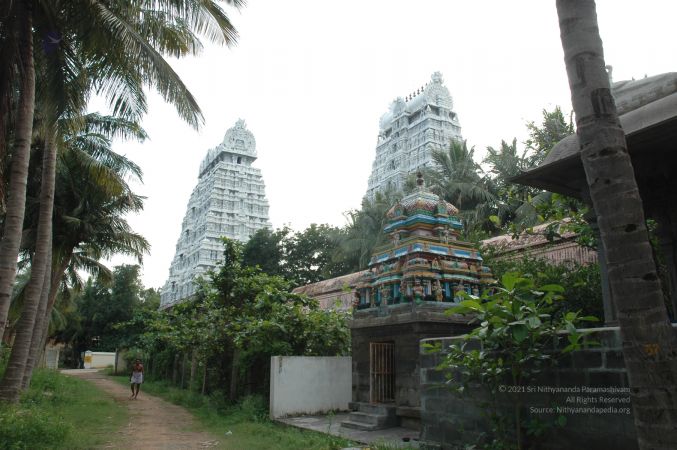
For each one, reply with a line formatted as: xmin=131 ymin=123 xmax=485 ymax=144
xmin=0 ymin=369 xmax=127 ymax=450
xmin=109 ymin=374 xmax=357 ymax=450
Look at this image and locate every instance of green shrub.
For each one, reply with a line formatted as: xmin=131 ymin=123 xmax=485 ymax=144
xmin=428 ymin=272 xmax=599 ymax=450
xmin=236 ymin=394 xmax=268 ymax=423
xmin=484 ymin=253 xmax=603 ymax=319
xmin=0 ymin=404 xmax=70 ymax=450
xmin=0 ymin=368 xmax=126 ymax=450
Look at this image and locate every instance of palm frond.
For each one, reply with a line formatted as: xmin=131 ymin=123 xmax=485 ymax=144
xmin=83 ymin=0 xmax=204 ymax=128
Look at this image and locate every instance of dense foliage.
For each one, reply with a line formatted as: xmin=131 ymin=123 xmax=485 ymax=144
xmin=483 ymin=252 xmax=603 ymax=320
xmin=121 ymin=239 xmax=351 ymax=401
xmin=429 ymin=272 xmax=598 ymax=449
xmin=243 ymin=224 xmax=351 ymax=287
xmin=54 ymin=265 xmax=158 ymax=367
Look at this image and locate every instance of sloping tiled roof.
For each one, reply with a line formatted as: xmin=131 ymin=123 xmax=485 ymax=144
xmin=292 ymin=271 xmax=368 ymax=297
xmin=481 ymin=221 xmax=577 ymax=252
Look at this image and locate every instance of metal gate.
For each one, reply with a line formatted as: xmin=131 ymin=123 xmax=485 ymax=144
xmin=370 ymin=342 xmax=395 ymax=403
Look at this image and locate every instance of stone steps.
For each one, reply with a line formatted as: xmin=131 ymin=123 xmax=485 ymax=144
xmin=341 ymin=402 xmax=397 ymax=431
xmin=341 ymin=419 xmax=382 ymax=432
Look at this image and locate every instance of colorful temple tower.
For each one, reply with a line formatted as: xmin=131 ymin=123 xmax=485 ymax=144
xmin=344 ymin=174 xmax=494 ymax=432
xmin=355 ymin=173 xmax=494 ymax=309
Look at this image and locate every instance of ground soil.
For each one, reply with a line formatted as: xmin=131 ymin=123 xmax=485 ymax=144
xmin=64 ymin=370 xmax=221 ymax=449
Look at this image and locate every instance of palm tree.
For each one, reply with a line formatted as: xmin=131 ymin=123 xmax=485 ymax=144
xmin=0 ymin=1 xmax=20 ymax=209
xmin=0 ymin=0 xmax=37 ymax=346
xmin=0 ymin=125 xmax=57 ymax=399
xmin=427 ymin=140 xmax=497 ymax=235
xmin=0 ymin=0 xmax=242 ymax=401
xmin=0 ymin=0 xmax=243 ymax=352
xmin=484 ymin=111 xmax=587 ymax=242
xmin=556 ymin=0 xmax=677 ymax=447
xmin=340 ymin=189 xmax=400 ymax=270
xmin=484 ymin=138 xmax=549 ymax=231
xmin=18 ymin=113 xmax=149 ymax=389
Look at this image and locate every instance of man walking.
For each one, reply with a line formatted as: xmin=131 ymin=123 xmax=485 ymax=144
xmin=130 ymin=359 xmax=144 ymax=399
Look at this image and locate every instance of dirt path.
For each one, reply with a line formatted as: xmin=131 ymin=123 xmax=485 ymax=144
xmin=63 ymin=370 xmax=221 ymax=450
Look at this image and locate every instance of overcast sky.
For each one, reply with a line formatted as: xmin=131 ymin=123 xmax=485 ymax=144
xmin=103 ymin=0 xmax=677 ymax=288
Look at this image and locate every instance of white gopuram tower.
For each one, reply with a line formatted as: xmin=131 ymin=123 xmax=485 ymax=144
xmin=365 ymin=72 xmax=463 ymax=200
xmin=160 ymin=120 xmax=270 ymax=308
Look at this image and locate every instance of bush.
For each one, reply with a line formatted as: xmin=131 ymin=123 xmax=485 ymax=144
xmin=119 ymin=238 xmax=352 ymax=401
xmin=430 ymin=272 xmax=599 ymax=450
xmin=0 ymin=370 xmax=75 ymax=449
xmin=0 ymin=405 xmax=70 ymax=450
xmin=485 ymin=253 xmax=603 ymax=319
xmin=0 ymin=368 xmax=126 ymax=450
xmin=236 ymin=395 xmax=268 ymax=422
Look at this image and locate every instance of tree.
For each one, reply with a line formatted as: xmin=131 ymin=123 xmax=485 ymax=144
xmin=242 ymin=227 xmax=291 ymax=278
xmin=243 ymin=224 xmax=351 ymax=287
xmin=0 ymin=95 xmax=60 ymax=401
xmin=0 ymin=0 xmax=36 ymax=347
xmin=524 ymin=106 xmax=574 ymax=167
xmin=339 ymin=189 xmax=399 ymax=270
xmin=4 ymin=112 xmax=148 ymax=393
xmin=27 ymin=114 xmax=148 ymax=379
xmin=428 ymin=140 xmax=497 ymax=235
xmin=122 ymin=238 xmax=350 ymax=400
xmin=54 ymin=265 xmax=144 ymax=370
xmin=1 ymin=0 xmax=242 ymax=402
xmin=286 ymin=224 xmax=349 ymax=286
xmin=556 ymin=0 xmax=677 ymax=447
xmin=0 ymin=0 xmax=243 ymax=356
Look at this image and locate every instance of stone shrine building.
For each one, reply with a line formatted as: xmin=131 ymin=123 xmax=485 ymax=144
xmin=343 ymin=174 xmax=494 ymax=431
xmin=160 ymin=120 xmax=270 ymax=308
xmin=365 ymin=72 xmax=462 ymax=200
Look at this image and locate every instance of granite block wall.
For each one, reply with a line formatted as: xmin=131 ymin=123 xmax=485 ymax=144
xmin=418 ymin=327 xmax=655 ymax=450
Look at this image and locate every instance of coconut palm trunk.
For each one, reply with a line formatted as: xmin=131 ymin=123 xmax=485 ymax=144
xmin=0 ymin=129 xmax=57 ymax=402
xmin=21 ymin=244 xmax=52 ymax=389
xmin=22 ymin=254 xmax=72 ymax=391
xmin=0 ymin=0 xmax=35 ymax=343
xmin=556 ymin=0 xmax=677 ymax=447
xmin=40 ymin=254 xmax=73 ymax=344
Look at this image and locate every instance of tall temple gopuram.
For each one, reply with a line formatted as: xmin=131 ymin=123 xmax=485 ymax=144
xmin=160 ymin=120 xmax=270 ymax=308
xmin=365 ymin=72 xmax=462 ymax=200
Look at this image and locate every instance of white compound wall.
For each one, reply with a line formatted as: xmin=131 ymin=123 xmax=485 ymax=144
xmin=269 ymin=356 xmax=351 ymax=419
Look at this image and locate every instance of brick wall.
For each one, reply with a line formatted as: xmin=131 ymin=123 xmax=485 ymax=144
xmin=418 ymin=327 xmax=656 ymax=450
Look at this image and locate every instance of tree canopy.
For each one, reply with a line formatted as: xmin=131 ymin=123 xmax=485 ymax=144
xmin=243 ymin=224 xmax=351 ymax=287
xmin=117 ymin=238 xmax=350 ymax=400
